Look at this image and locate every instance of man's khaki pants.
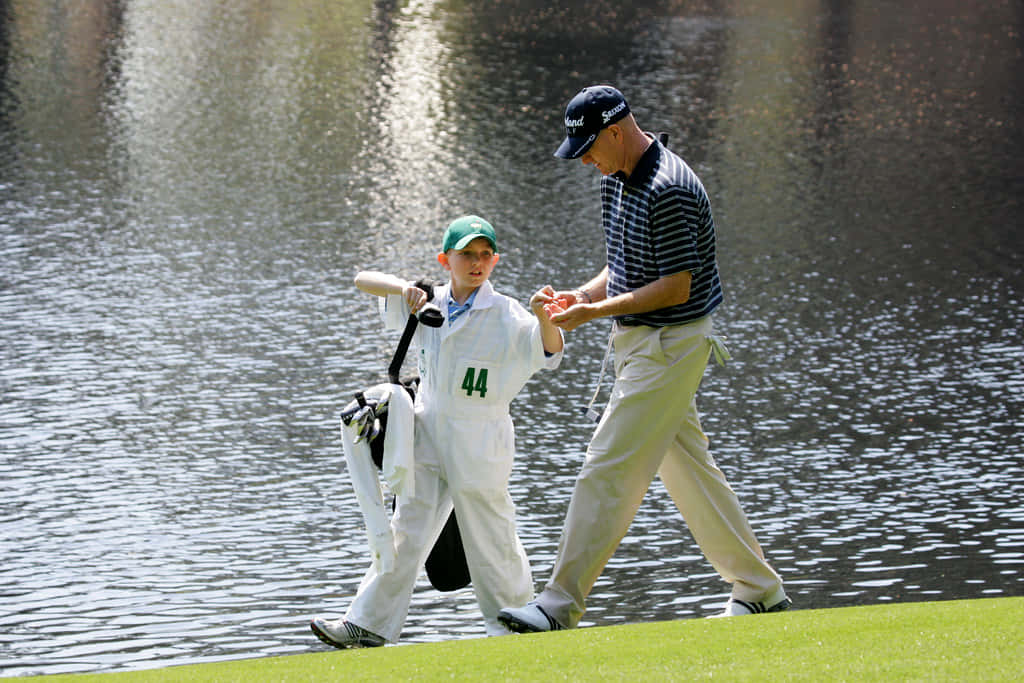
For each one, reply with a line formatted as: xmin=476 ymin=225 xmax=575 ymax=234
xmin=535 ymin=316 xmax=783 ymax=628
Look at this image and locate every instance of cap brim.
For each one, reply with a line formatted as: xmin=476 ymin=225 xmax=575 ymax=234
xmin=452 ymin=233 xmax=497 ymax=251
xmin=554 ymin=133 xmax=597 ymax=159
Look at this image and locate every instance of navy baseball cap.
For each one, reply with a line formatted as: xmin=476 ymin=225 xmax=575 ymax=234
xmin=554 ymin=85 xmax=631 ymax=159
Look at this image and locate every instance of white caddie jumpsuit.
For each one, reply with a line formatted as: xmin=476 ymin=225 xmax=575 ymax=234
xmin=345 ymin=280 xmax=561 ymax=640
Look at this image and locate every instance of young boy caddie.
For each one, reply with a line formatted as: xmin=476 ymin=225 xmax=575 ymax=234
xmin=311 ymin=215 xmax=564 ymax=646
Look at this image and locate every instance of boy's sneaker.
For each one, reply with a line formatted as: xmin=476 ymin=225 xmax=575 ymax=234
xmin=713 ymin=593 xmax=792 ymax=618
xmin=310 ymin=617 xmax=386 ymax=648
xmin=497 ymin=602 xmax=565 ymax=633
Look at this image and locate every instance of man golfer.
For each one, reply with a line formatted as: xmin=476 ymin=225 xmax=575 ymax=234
xmin=498 ymin=85 xmax=790 ymax=633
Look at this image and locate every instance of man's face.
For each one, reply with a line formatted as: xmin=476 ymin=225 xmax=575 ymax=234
xmin=580 ymin=126 xmax=623 ymax=176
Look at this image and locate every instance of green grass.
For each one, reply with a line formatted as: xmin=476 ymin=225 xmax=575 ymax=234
xmin=29 ymin=598 xmax=1023 ymax=681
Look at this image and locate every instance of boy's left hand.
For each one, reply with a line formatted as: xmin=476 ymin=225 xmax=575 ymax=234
xmin=530 ymin=285 xmax=559 ymax=319
xmin=543 ymin=301 xmax=566 ymax=318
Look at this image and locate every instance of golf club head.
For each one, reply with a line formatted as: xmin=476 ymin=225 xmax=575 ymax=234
xmin=418 ymin=303 xmax=444 ymax=328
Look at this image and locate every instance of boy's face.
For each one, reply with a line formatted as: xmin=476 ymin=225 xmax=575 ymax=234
xmin=438 ymin=236 xmax=499 ymax=293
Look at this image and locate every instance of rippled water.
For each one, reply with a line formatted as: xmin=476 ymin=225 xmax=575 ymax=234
xmin=2 ymin=0 xmax=1023 ymax=676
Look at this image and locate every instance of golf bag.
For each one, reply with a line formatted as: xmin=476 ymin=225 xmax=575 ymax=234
xmin=339 ymin=280 xmax=471 ymax=592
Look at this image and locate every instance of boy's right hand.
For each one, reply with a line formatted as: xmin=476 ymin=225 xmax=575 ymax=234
xmin=403 ymin=283 xmax=428 ymax=315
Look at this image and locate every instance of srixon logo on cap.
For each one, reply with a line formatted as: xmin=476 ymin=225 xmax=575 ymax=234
xmin=602 ymin=101 xmax=627 ymax=124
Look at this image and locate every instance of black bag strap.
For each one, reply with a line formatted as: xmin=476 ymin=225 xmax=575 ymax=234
xmin=388 ymin=314 xmax=419 ymax=385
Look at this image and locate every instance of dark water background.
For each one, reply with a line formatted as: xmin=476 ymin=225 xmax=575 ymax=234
xmin=1 ymin=0 xmax=1022 ymax=676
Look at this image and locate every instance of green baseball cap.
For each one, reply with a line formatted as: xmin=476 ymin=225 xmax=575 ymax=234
xmin=441 ymin=215 xmax=498 ymax=252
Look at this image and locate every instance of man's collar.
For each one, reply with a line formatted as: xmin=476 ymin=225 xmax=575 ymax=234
xmin=612 ymin=133 xmax=660 ymax=187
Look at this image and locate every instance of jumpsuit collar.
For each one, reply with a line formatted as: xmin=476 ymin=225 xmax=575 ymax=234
xmin=446 ymin=288 xmax=479 ymax=325
xmin=438 ymin=280 xmax=496 ymax=335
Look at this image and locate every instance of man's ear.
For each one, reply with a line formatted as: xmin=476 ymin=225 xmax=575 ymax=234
xmin=437 ymin=252 xmax=450 ymax=270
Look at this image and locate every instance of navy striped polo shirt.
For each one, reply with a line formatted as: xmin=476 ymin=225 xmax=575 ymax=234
xmin=602 ymin=138 xmax=723 ymax=326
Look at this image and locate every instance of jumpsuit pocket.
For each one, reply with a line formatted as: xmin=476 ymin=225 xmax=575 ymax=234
xmin=453 ymin=360 xmax=497 ymax=403
xmin=446 ymin=416 xmax=514 ymax=493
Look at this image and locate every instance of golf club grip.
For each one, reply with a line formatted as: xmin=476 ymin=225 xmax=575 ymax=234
xmin=388 ymin=314 xmax=418 ymax=384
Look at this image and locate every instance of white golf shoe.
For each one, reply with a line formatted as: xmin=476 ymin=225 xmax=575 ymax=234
xmin=713 ymin=591 xmax=792 ymax=618
xmin=310 ymin=617 xmax=386 ymax=648
xmin=497 ymin=602 xmax=566 ymax=633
